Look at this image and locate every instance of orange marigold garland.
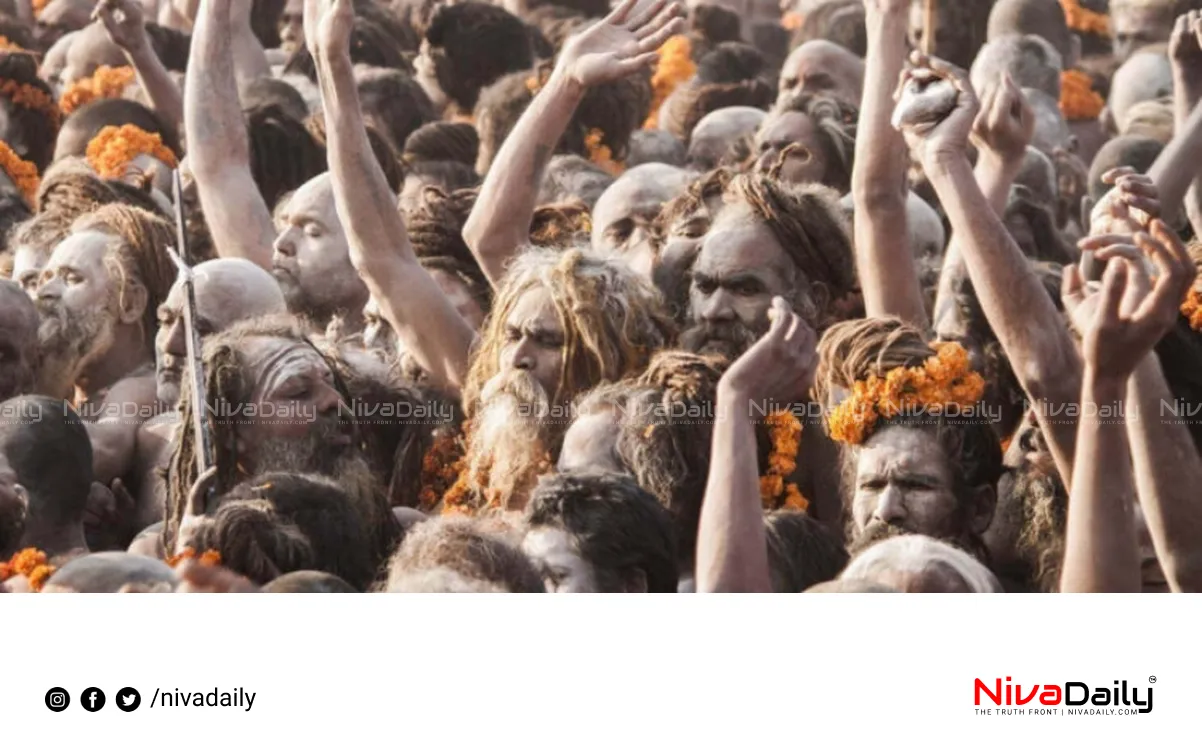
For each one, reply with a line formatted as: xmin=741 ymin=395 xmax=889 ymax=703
xmin=0 ymin=140 xmax=40 ymax=205
xmin=827 ymin=342 xmax=986 ymax=446
xmin=419 ymin=432 xmax=466 ymax=512
xmin=165 ymin=548 xmax=223 ymax=569
xmin=86 ymin=124 xmax=178 ymax=180
xmin=0 ymin=548 xmax=56 ymax=591
xmin=644 ymin=35 xmax=695 ymax=130
xmin=59 ymin=65 xmax=136 ymax=115
xmin=1060 ymin=69 xmax=1105 ymax=121
xmin=1183 ymin=288 xmax=1202 ymax=332
xmin=760 ymin=410 xmax=809 ymax=512
xmin=0 ymin=78 xmax=62 ymax=128
xmin=1059 ymin=0 xmax=1109 ymax=36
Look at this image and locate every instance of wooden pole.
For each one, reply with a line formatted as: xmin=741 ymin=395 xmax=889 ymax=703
xmin=923 ymin=0 xmax=936 ymax=56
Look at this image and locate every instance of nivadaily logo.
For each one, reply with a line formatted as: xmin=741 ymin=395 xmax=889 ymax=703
xmin=974 ymin=677 xmax=1154 ymax=715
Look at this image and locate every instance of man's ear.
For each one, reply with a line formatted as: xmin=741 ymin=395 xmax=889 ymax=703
xmin=969 ymin=483 xmax=997 ymax=536
xmin=624 ymin=567 xmax=648 ymax=593
xmin=117 ymin=280 xmax=148 ymax=326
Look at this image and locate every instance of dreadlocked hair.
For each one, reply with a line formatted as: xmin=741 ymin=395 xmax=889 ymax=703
xmin=652 ymin=168 xmax=734 ymax=322
xmin=815 ymin=318 xmax=1002 ymax=546
xmin=771 ymin=92 xmax=859 ymax=193
xmin=621 ymin=350 xmax=727 ymax=565
xmin=404 ymin=186 xmax=494 ymax=315
xmin=163 ymin=316 xmax=356 ymax=553
xmin=726 ymin=173 xmax=856 ymax=327
xmin=655 ymin=166 xmax=733 ymax=236
xmin=463 ymin=248 xmax=674 ymax=413
xmin=57 ymin=99 xmax=182 ymax=162
xmin=424 ymin=1 xmax=535 ymax=113
xmin=529 ymin=200 xmax=592 ymax=247
xmin=0 ymin=192 xmax=30 ymax=252
xmin=306 ymin=112 xmax=402 ymax=192
xmin=402 ymin=121 xmax=479 ymax=166
xmin=71 ymin=203 xmax=176 ymax=340
xmin=35 ymin=157 xmax=166 ymax=218
xmin=0 ymin=51 xmax=60 ymax=171
xmin=246 ymin=103 xmax=327 ymax=210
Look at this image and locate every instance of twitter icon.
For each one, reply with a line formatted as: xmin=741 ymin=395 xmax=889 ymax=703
xmin=116 ymin=687 xmax=141 ymax=712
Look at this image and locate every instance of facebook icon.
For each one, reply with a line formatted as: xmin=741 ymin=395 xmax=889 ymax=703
xmin=81 ymin=687 xmax=106 ymax=712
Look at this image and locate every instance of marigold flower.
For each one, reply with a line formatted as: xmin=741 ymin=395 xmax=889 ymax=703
xmin=0 ymin=77 xmax=62 ymax=128
xmin=85 ymin=124 xmax=178 ymax=180
xmin=1183 ymin=288 xmax=1202 ymax=332
xmin=1059 ymin=0 xmax=1109 ymax=36
xmin=1 ymin=548 xmax=55 ymax=592
xmin=759 ymin=411 xmax=806 ymax=511
xmin=0 ymin=140 xmax=40 ymax=206
xmin=644 ymin=35 xmax=695 ymax=130
xmin=585 ymin=128 xmax=623 ymax=175
xmin=1060 ymin=69 xmax=1105 ymax=121
xmin=60 ymin=65 xmax=136 ymax=114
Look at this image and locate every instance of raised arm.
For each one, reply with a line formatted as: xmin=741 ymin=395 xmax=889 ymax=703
xmin=308 ymin=0 xmax=475 ymax=392
xmin=1074 ymin=223 xmax=1202 ymax=591
xmin=229 ymin=0 xmax=271 ymax=86
xmin=1169 ymin=11 xmax=1202 ymax=236
xmin=697 ymin=297 xmax=815 ymax=593
xmin=932 ymin=75 xmax=1033 ymax=338
xmin=94 ymin=0 xmax=184 ymax=128
xmin=852 ymin=0 xmax=925 ymax=326
xmin=185 ymin=0 xmax=276 ymax=269
xmin=462 ymin=0 xmax=684 ymax=286
xmin=899 ymin=56 xmax=1081 ymax=485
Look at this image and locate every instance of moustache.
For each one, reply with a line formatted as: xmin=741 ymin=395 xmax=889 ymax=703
xmin=679 ymin=320 xmax=758 ymax=357
xmin=851 ymin=521 xmax=913 ymax=555
xmin=480 ymin=369 xmax=548 ymax=407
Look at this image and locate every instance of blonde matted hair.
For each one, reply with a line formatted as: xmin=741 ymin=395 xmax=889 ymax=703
xmin=463 ymin=247 xmax=674 ymax=413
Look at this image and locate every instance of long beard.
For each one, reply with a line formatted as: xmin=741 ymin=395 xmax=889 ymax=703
xmin=464 ymin=370 xmax=557 ymax=510
xmin=679 ymin=319 xmax=760 ymax=361
xmin=35 ymin=299 xmax=116 ymax=396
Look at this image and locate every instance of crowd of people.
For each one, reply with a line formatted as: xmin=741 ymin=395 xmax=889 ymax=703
xmin=0 ymin=0 xmax=1199 ymax=593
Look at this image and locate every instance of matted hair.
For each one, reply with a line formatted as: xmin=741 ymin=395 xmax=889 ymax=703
xmin=463 ymin=248 xmax=674 ymax=413
xmin=384 ymin=515 xmax=544 ymax=592
xmin=769 ymin=92 xmax=859 ymax=193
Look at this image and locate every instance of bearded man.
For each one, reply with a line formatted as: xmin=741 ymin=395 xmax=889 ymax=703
xmin=162 ymin=316 xmax=433 ymax=568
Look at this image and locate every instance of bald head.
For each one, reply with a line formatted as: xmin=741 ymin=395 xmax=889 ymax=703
xmin=592 ymin=163 xmax=695 ymax=250
xmin=778 ymin=40 xmax=865 ymax=109
xmin=155 ymin=258 xmax=288 ymax=406
xmin=1109 ymin=50 xmax=1174 ymax=134
xmin=971 ymin=35 xmax=1063 ymax=100
xmin=43 ymin=552 xmax=179 ymax=593
xmin=987 ymin=0 xmax=1076 ymax=66
xmin=0 ymin=279 xmax=38 ymax=401
xmin=626 ymin=130 xmax=687 ymax=169
xmin=688 ymin=106 xmax=767 ymax=171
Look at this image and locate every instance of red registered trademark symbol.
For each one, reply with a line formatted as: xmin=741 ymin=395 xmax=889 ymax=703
xmin=1149 ymin=676 xmax=1157 ymax=684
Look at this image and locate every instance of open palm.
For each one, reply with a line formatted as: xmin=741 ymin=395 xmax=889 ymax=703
xmin=559 ymin=0 xmax=685 ymax=88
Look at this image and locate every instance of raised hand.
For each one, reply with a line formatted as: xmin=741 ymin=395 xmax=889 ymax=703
xmin=92 ymin=0 xmax=147 ymax=53
xmin=893 ymin=53 xmax=980 ymax=168
xmin=1088 ymin=167 xmax=1160 ymax=237
xmin=1169 ymin=10 xmax=1202 ymax=64
xmin=304 ymin=0 xmax=352 ymax=62
xmin=1064 ymin=220 xmax=1197 ymax=382
xmin=557 ymin=0 xmax=685 ymax=89
xmin=972 ymin=72 xmax=1034 ymax=165
xmin=719 ymin=297 xmax=818 ymax=405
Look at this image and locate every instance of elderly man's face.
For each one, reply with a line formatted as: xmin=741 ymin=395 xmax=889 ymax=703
xmin=778 ymin=42 xmax=864 ymax=108
xmin=682 ymin=204 xmax=798 ymax=360
xmin=496 ymin=285 xmax=565 ymax=404
xmin=36 ymin=231 xmax=121 ymax=370
xmin=1112 ymin=5 xmax=1175 ymax=63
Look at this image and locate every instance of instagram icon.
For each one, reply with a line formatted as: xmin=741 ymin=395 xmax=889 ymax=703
xmin=45 ymin=687 xmax=70 ymax=712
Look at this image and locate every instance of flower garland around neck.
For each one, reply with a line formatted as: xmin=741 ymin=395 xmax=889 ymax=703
xmin=1059 ymin=0 xmax=1110 ymax=37
xmin=1061 ymin=69 xmax=1105 ymax=121
xmin=760 ymin=410 xmax=808 ymax=512
xmin=644 ymin=35 xmax=695 ymax=130
xmin=1183 ymin=287 xmax=1202 ymax=332
xmin=419 ymin=432 xmax=466 ymax=512
xmin=0 ymin=77 xmax=62 ymax=128
xmin=0 ymin=139 xmax=40 ymax=206
xmin=59 ymin=65 xmax=136 ymax=115
xmin=827 ymin=342 xmax=987 ymax=446
xmin=86 ymin=123 xmax=178 ymax=180
xmin=0 ymin=548 xmax=56 ymax=591
xmin=438 ymin=420 xmax=554 ymax=515
xmin=165 ymin=547 xmax=223 ymax=569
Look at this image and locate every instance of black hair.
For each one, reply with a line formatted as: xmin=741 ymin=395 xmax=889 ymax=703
xmin=0 ymin=395 xmax=92 ymax=528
